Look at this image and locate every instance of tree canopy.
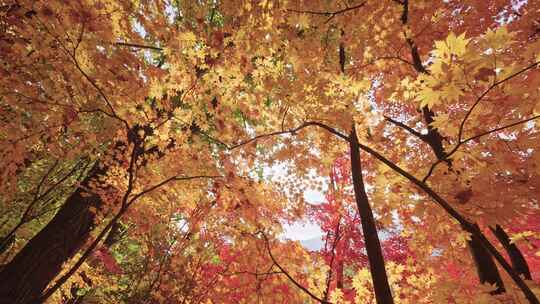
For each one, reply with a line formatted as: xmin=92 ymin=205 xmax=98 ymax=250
xmin=1 ymin=0 xmax=540 ymax=303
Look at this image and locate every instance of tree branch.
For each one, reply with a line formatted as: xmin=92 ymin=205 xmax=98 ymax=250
xmin=461 ymin=114 xmax=540 ymax=146
xmin=127 ymin=175 xmax=222 ymax=207
xmin=457 ymin=60 xmax=540 ymax=143
xmin=423 ymin=114 xmax=540 ymax=182
xmin=286 ymin=2 xmax=367 ymax=18
xmin=384 ymin=116 xmax=425 ymax=139
xmin=114 ymin=42 xmax=163 ymax=51
xmin=351 ymin=138 xmax=539 ymax=304
xmin=37 ymin=172 xmax=221 ymax=303
xmin=258 ymin=231 xmax=331 ymax=304
xmin=243 ymin=121 xmax=538 ymax=303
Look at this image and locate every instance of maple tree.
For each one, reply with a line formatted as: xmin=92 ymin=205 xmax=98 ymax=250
xmin=308 ymin=155 xmax=416 ymax=303
xmin=1 ymin=0 xmax=540 ymax=303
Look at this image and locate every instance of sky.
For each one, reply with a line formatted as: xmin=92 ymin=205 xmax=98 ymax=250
xmin=282 ymin=189 xmax=325 ymax=241
xmin=260 ymin=159 xmax=328 ymax=241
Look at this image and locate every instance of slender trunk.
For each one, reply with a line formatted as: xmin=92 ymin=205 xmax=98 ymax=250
xmin=355 ymin=139 xmax=539 ymax=302
xmin=467 ymin=224 xmax=505 ymax=294
xmin=336 ymin=260 xmax=344 ymax=289
xmin=349 ymin=125 xmax=394 ymax=304
xmin=0 ymin=162 xmax=106 ymax=304
xmin=491 ymin=224 xmax=532 ymax=280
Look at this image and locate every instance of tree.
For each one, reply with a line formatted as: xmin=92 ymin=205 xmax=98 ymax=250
xmin=1 ymin=0 xmax=540 ymax=303
xmin=309 ymin=155 xmax=414 ymax=303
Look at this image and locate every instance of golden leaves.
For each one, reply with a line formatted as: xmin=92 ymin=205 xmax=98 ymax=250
xmin=429 ymin=113 xmax=459 ymax=137
xmin=434 ymin=32 xmax=470 ymax=60
xmin=288 ymin=13 xmax=311 ymax=30
xmin=484 ymin=26 xmax=515 ymax=51
xmin=5 ymin=1 xmax=540 ymax=303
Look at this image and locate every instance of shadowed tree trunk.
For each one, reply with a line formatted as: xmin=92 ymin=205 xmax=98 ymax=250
xmin=349 ymin=125 xmax=394 ymax=304
xmin=103 ymin=221 xmax=125 ymax=248
xmin=0 ymin=119 xmax=191 ymax=303
xmin=468 ymin=224 xmax=505 ymax=294
xmin=491 ymin=224 xmax=532 ymax=280
xmin=393 ymin=0 xmax=507 ymax=294
xmin=0 ymin=162 xmax=107 ymax=304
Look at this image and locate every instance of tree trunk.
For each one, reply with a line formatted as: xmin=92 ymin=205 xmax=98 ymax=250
xmin=349 ymin=126 xmax=394 ymax=304
xmin=491 ymin=224 xmax=532 ymax=280
xmin=0 ymin=162 xmax=107 ymax=304
xmin=336 ymin=260 xmax=344 ymax=289
xmin=467 ymin=224 xmax=505 ymax=294
xmin=103 ymin=221 xmax=125 ymax=248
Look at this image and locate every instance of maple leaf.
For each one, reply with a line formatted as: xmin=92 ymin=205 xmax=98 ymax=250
xmin=441 ymin=83 xmax=463 ymax=102
xmin=485 ymin=26 xmax=515 ymax=50
xmin=435 ymin=32 xmax=470 ymax=59
xmin=3 ymin=2 xmax=540 ymax=304
xmin=455 ymin=189 xmax=473 ymax=204
xmin=475 ymin=67 xmax=496 ymax=82
xmin=416 ymin=86 xmax=441 ymax=109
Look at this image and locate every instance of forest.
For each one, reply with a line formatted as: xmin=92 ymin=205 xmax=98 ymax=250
xmin=1 ymin=0 xmax=540 ymax=303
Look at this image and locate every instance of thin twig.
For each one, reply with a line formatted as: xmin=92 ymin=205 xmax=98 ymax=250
xmin=287 ymin=2 xmax=367 ymax=23
xmin=457 ymin=60 xmax=540 ymax=143
xmin=384 ymin=116 xmax=424 ymax=139
xmin=114 ymin=42 xmax=163 ymax=51
xmin=461 ymin=114 xmax=540 ymax=145
xmin=287 ymin=2 xmax=366 ymax=17
xmin=423 ymin=114 xmax=540 ymax=182
xmin=258 ymin=231 xmax=331 ymax=304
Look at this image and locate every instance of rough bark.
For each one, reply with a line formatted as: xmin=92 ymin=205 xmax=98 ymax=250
xmin=349 ymin=126 xmax=394 ymax=304
xmin=0 ymin=162 xmax=107 ymax=304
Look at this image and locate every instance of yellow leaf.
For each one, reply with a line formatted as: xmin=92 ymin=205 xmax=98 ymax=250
xmin=446 ymin=32 xmax=470 ymax=56
xmin=485 ymin=26 xmax=514 ymax=50
xmin=430 ymin=113 xmax=449 ymax=131
xmin=434 ymin=32 xmax=470 ymax=59
xmin=442 ymin=82 xmax=463 ymax=102
xmin=416 ymin=87 xmax=440 ymax=109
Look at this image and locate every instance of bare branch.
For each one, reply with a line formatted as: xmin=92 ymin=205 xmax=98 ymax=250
xmin=114 ymin=42 xmax=163 ymax=51
xmin=221 ymin=121 xmax=347 ymax=151
xmin=127 ymin=175 xmax=222 ymax=206
xmin=461 ymin=114 xmax=540 ymax=145
xmin=287 ymin=2 xmax=366 ymax=18
xmin=457 ymin=60 xmax=540 ymax=142
xmin=424 ymin=114 xmax=540 ymax=182
xmin=258 ymin=231 xmax=331 ymax=304
xmin=223 ymin=270 xmax=284 ymax=277
xmin=384 ymin=116 xmax=425 ymax=139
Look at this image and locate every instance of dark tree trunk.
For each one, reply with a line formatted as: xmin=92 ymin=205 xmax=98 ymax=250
xmin=349 ymin=126 xmax=394 ymax=304
xmin=491 ymin=224 xmax=532 ymax=280
xmin=103 ymin=221 xmax=124 ymax=248
xmin=336 ymin=260 xmax=344 ymax=290
xmin=0 ymin=162 xmax=106 ymax=304
xmin=0 ymin=233 xmax=15 ymax=257
xmin=467 ymin=224 xmax=505 ymax=294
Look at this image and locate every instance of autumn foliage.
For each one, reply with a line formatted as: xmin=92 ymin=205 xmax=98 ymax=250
xmin=1 ymin=0 xmax=540 ymax=303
